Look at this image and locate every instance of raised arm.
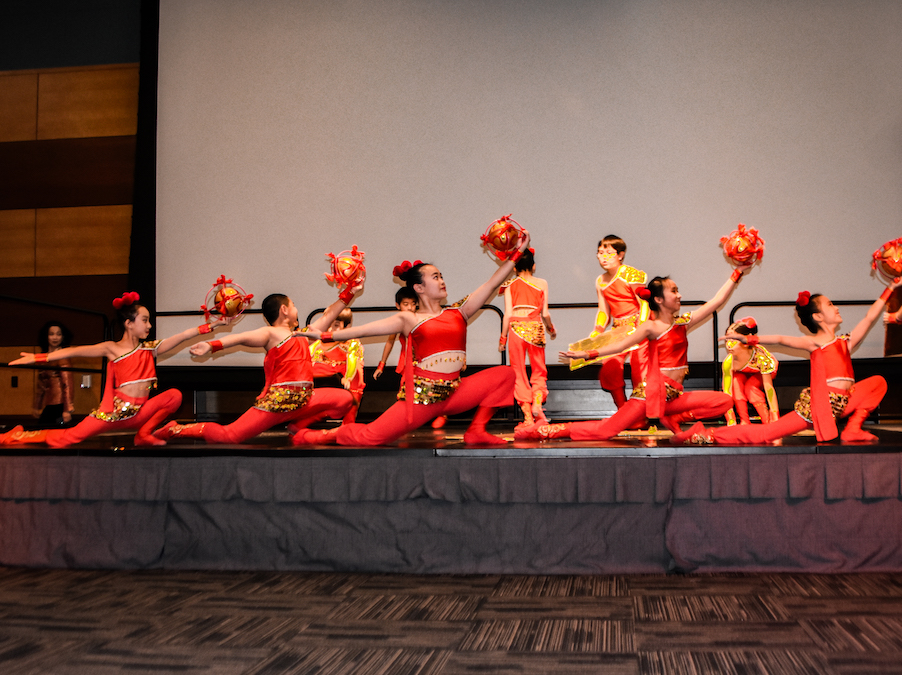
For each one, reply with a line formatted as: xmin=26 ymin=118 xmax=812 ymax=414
xmin=849 ymin=278 xmax=902 ymax=350
xmin=460 ymin=230 xmax=531 ymax=321
xmin=685 ymin=265 xmax=750 ymax=329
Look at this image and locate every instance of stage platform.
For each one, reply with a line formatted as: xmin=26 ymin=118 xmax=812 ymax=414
xmin=2 ymin=422 xmax=902 ymax=575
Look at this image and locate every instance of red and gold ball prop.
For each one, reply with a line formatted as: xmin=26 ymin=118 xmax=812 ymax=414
xmin=481 ymin=214 xmax=524 ymax=260
xmin=324 ymin=245 xmax=366 ymax=290
xmin=720 ymin=223 xmax=765 ymax=266
xmin=872 ymin=237 xmax=902 ymax=284
xmin=201 ymin=275 xmax=254 ymax=320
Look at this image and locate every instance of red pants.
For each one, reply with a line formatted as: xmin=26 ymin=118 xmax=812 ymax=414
xmin=730 ymin=372 xmax=770 ymax=424
xmin=598 ymin=341 xmax=649 ymax=399
xmin=570 ymin=390 xmax=732 ymax=441
xmin=44 ymin=389 xmax=182 ymax=448
xmin=312 ymin=363 xmax=365 ymax=423
xmin=183 ymin=388 xmax=355 ymax=444
xmin=509 ymin=332 xmax=547 ymax=406
xmin=336 ymin=366 xmax=515 ymax=446
xmin=713 ymin=376 xmax=886 ymax=444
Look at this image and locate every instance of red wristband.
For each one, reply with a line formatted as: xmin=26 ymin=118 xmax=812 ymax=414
xmin=376 ymin=361 xmax=386 ymax=371
xmin=747 ymin=336 xmax=759 ymax=346
xmin=499 ymin=335 xmax=507 ymax=347
xmin=34 ymin=353 xmax=48 ymax=363
xmin=730 ymin=268 xmax=743 ymax=283
xmin=586 ymin=349 xmax=600 ymax=360
xmin=509 ymin=248 xmax=525 ymax=263
xmin=339 ymin=287 xmax=355 ymax=304
xmin=321 ymin=332 xmax=334 ymax=343
xmin=210 ymin=340 xmax=224 ymax=353
xmin=198 ymin=323 xmax=213 ymax=334
xmin=880 ymin=287 xmax=893 ymax=302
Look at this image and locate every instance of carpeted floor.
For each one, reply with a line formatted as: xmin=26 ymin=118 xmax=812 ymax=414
xmin=2 ymin=567 xmax=902 ymax=674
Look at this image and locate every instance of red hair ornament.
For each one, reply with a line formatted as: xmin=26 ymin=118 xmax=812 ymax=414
xmin=797 ymin=291 xmax=811 ymax=307
xmin=112 ymin=291 xmax=140 ymax=310
xmin=636 ymin=287 xmax=652 ymax=300
xmin=871 ymin=237 xmax=902 ymax=285
xmin=201 ymin=275 xmax=254 ymax=321
xmin=720 ymin=223 xmax=765 ymax=266
xmin=392 ymin=260 xmax=424 ymax=279
xmin=480 ymin=215 xmax=524 ymax=261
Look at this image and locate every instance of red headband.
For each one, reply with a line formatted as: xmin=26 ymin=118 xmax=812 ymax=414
xmin=797 ymin=291 xmax=811 ymax=307
xmin=112 ymin=291 xmax=140 ymax=309
xmin=637 ymin=287 xmax=651 ymax=300
xmin=392 ymin=260 xmax=423 ymax=278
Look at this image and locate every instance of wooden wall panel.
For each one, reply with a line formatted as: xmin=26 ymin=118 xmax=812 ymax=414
xmin=37 ymin=65 xmax=139 ymax=140
xmin=0 ymin=347 xmax=36 ymax=416
xmin=0 ymin=209 xmax=36 ymax=277
xmin=0 ymin=72 xmax=37 ymax=142
xmin=35 ymin=205 xmax=131 ymax=276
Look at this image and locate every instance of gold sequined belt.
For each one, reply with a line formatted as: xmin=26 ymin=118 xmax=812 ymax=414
xmin=794 ymin=387 xmax=849 ymax=423
xmin=90 ymin=396 xmax=143 ymax=422
xmin=254 ymin=384 xmax=313 ymax=413
xmin=630 ymin=380 xmax=683 ymax=402
xmin=398 ymin=373 xmax=461 ymax=405
xmin=613 ymin=314 xmax=641 ymax=329
xmin=511 ymin=320 xmax=545 ymax=347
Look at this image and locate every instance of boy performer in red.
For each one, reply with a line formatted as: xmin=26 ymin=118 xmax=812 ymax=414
xmin=2 ymin=293 xmax=225 ymax=448
xmin=587 ymin=235 xmax=649 ymax=409
xmin=157 ymin=286 xmax=360 ymax=445
xmin=309 ymin=307 xmax=365 ymax=423
xmin=675 ymin=278 xmax=902 ymax=445
xmin=499 ymin=248 xmax=555 ymax=426
xmin=373 ymin=287 xmax=418 ymax=381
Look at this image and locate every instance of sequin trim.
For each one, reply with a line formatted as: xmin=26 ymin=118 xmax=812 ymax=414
xmin=254 ymin=385 xmax=313 ymax=413
xmin=630 ymin=381 xmax=683 ymax=402
xmin=794 ymin=387 xmax=849 ymax=423
xmin=398 ymin=375 xmax=461 ymax=404
xmin=612 ymin=314 xmax=641 ymax=329
xmin=511 ymin=320 xmax=546 ymax=347
xmin=90 ymin=397 xmax=142 ymax=422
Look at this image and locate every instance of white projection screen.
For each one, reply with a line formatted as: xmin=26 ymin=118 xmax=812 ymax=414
xmin=156 ymin=0 xmax=902 ymax=368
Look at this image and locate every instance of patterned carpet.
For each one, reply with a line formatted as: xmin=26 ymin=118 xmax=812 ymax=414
xmin=2 ymin=568 xmax=902 ymax=674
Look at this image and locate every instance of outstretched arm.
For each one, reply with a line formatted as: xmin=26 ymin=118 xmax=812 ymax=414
xmin=190 ymin=326 xmax=273 ymax=356
xmin=849 ymin=278 xmax=902 ymax=350
xmin=721 ymin=331 xmax=817 ymax=353
xmin=301 ymin=311 xmax=413 ymax=343
xmin=8 ymin=341 xmax=116 ymax=365
xmin=559 ymin=320 xmax=657 ymax=363
xmin=685 ymin=264 xmax=751 ymax=329
xmin=460 ymin=229 xmax=531 ymax=321
xmin=156 ymin=317 xmax=230 ymax=356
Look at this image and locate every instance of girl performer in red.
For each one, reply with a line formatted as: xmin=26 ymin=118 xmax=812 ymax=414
xmin=499 ymin=248 xmax=555 ymax=427
xmin=674 ymin=279 xmax=902 ymax=445
xmin=722 ymin=316 xmax=779 ymax=425
xmin=591 ymin=235 xmax=649 ymax=408
xmin=517 ymin=265 xmax=748 ymax=441
xmin=2 ymin=292 xmax=224 ymax=448
xmin=158 ymin=289 xmax=358 ymax=445
xmin=300 ymin=231 xmax=531 ymax=446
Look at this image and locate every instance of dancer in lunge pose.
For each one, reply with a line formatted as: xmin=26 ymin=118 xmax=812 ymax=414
xmin=517 ymin=265 xmax=749 ymax=441
xmin=157 ymin=288 xmax=360 ymax=446
xmin=721 ymin=316 xmax=779 ymax=426
xmin=499 ymin=248 xmax=555 ymax=427
xmin=674 ymin=279 xmax=902 ymax=445
xmin=309 ymin=307 xmax=365 ymax=423
xmin=299 ymin=230 xmax=532 ymax=447
xmin=585 ymin=235 xmax=649 ymax=409
xmin=2 ymin=292 xmax=223 ymax=447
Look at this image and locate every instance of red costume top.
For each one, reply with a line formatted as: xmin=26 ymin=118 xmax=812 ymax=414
xmin=655 ymin=314 xmax=691 ymax=372
xmin=505 ymin=277 xmax=546 ymax=347
xmin=91 ymin=340 xmax=160 ymax=421
xmin=641 ymin=314 xmax=692 ymax=418
xmin=400 ymin=307 xmax=467 ymax=407
xmin=808 ymin=334 xmax=854 ymax=441
xmin=597 ymin=265 xmax=647 ymax=321
xmin=255 ymin=335 xmax=314 ymax=412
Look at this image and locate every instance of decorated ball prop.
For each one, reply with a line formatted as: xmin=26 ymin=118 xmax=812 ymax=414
xmin=202 ymin=275 xmax=254 ymax=320
xmin=481 ymin=215 xmax=524 ymax=260
xmin=720 ymin=223 xmax=765 ymax=266
xmin=872 ymin=237 xmax=902 ymax=284
xmin=325 ymin=245 xmax=366 ymax=290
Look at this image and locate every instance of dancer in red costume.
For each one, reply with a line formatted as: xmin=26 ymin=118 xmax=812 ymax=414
xmin=499 ymin=248 xmax=556 ymax=427
xmin=2 ymin=292 xmax=225 ymax=448
xmin=309 ymin=308 xmax=365 ymax=423
xmin=157 ymin=288 xmax=359 ymax=446
xmin=299 ymin=230 xmax=532 ymax=447
xmin=588 ymin=235 xmax=649 ymax=409
xmin=721 ymin=316 xmax=779 ymax=425
xmin=517 ymin=266 xmax=749 ymax=441
xmin=674 ymin=279 xmax=902 ymax=445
